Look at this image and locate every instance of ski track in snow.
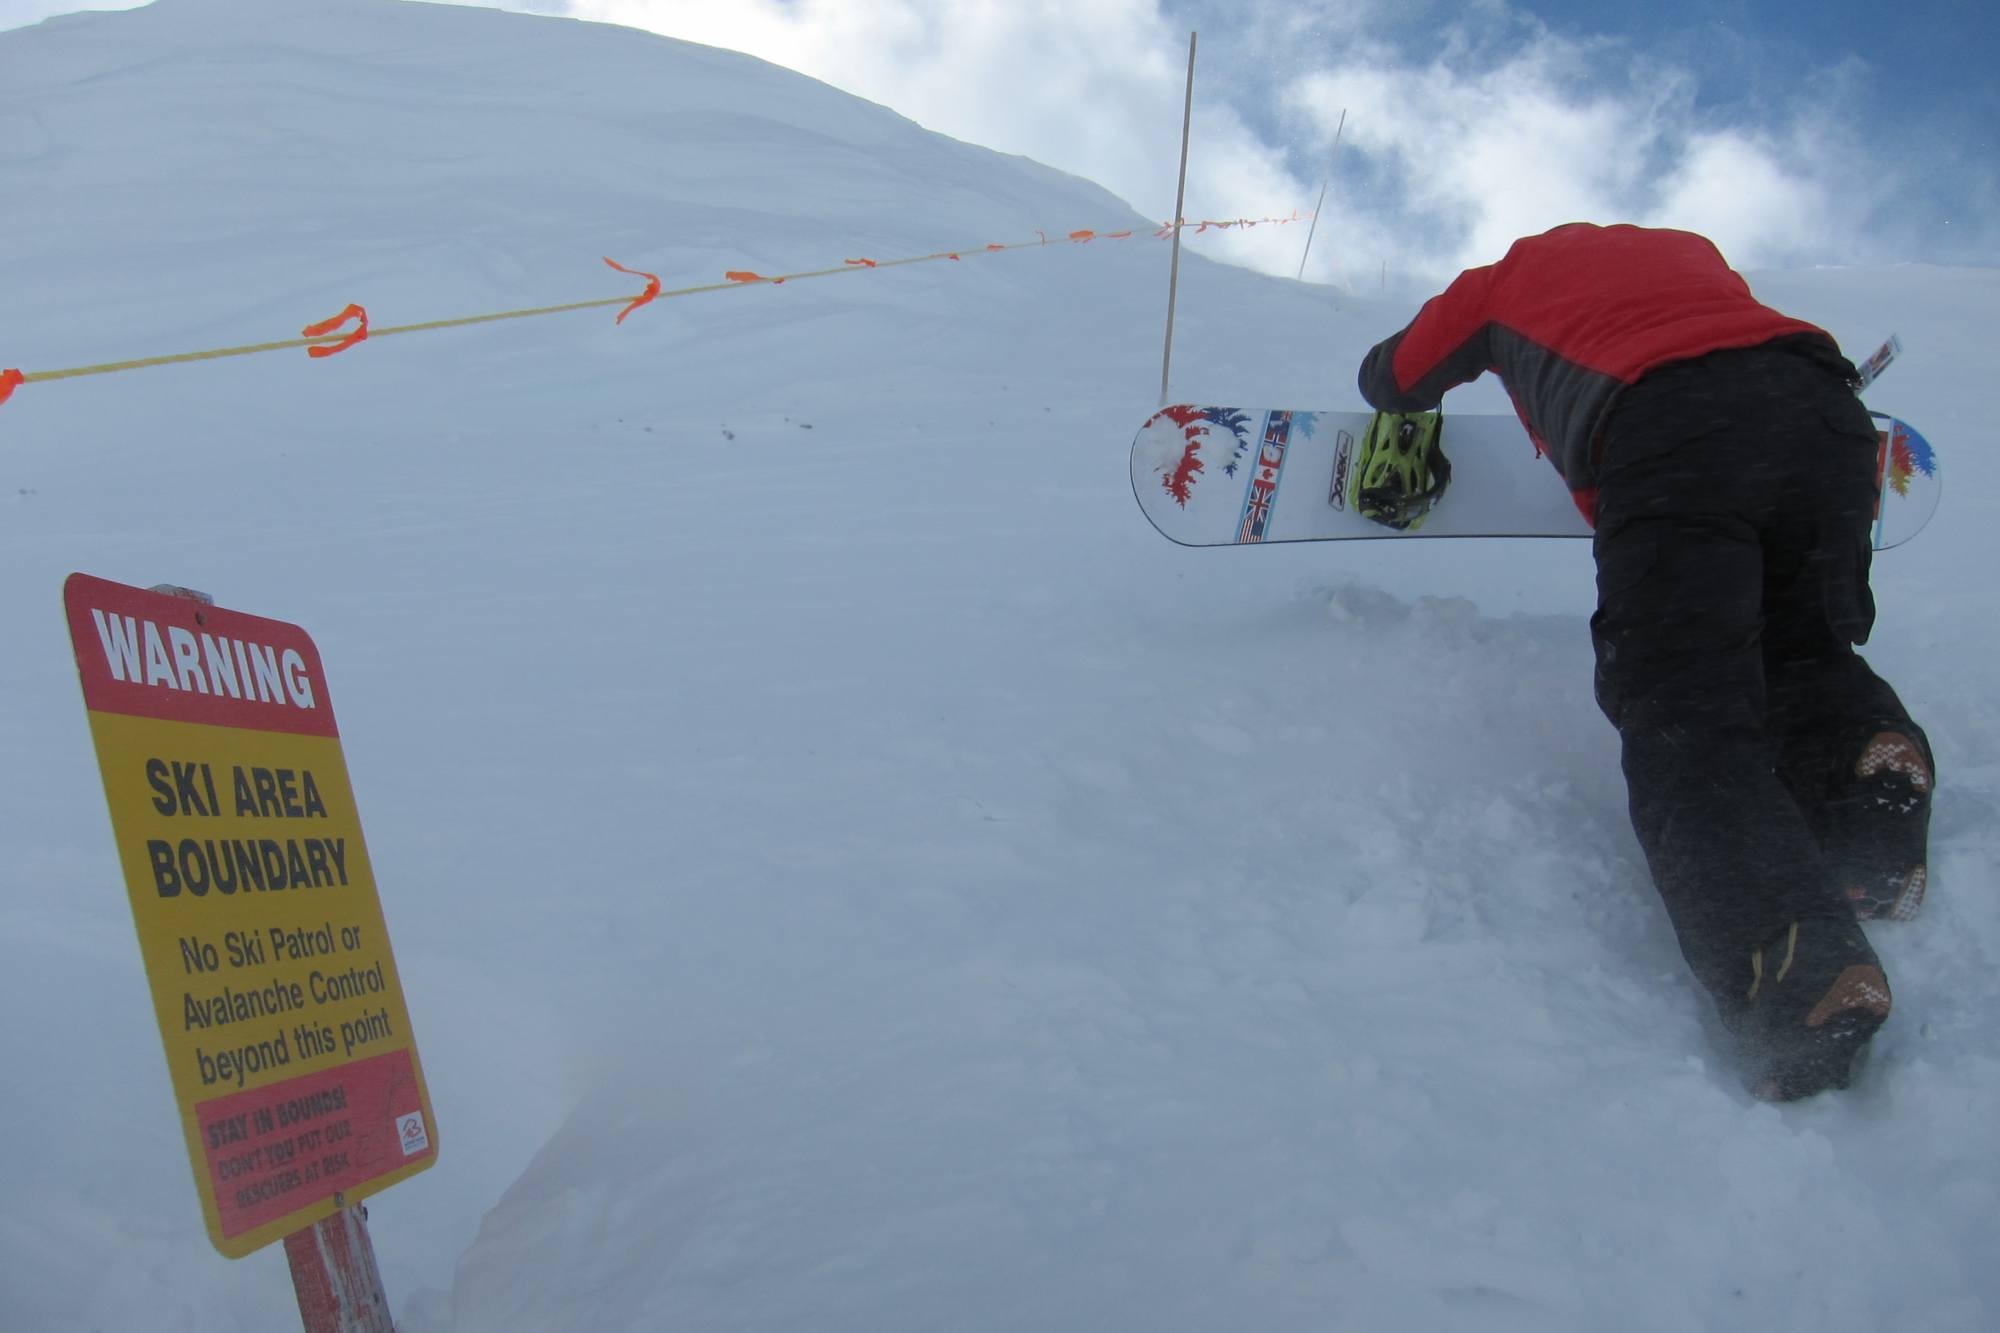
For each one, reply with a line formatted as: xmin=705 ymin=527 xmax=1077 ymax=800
xmin=1 ymin=2 xmax=1996 ymax=1330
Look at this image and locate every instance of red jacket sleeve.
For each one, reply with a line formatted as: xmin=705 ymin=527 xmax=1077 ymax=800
xmin=1357 ymin=263 xmax=1499 ymax=411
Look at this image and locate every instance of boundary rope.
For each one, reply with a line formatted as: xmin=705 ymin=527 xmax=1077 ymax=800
xmin=0 ymin=214 xmax=1303 ymax=409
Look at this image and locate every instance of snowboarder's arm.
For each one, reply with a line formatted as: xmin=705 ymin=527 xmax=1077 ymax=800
xmin=1357 ymin=264 xmax=1499 ymax=412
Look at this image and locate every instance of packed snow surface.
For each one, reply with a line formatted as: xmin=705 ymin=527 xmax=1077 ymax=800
xmin=1 ymin=1 xmax=1994 ymax=1329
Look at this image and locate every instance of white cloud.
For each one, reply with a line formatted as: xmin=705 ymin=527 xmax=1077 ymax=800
xmin=1651 ymin=129 xmax=1842 ymax=264
xmin=1282 ymin=23 xmax=1902 ymax=281
xmin=549 ymin=0 xmax=1937 ymax=287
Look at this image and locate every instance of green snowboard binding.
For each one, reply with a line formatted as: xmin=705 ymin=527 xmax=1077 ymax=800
xmin=1352 ymin=410 xmax=1452 ymax=531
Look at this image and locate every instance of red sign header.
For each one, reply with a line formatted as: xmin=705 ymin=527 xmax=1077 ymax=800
xmin=64 ymin=573 xmax=339 ymax=738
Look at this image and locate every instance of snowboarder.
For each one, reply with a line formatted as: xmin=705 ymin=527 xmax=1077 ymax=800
xmin=1357 ymin=222 xmax=1932 ymax=1102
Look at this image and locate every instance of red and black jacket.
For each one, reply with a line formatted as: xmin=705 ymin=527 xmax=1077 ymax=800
xmin=1357 ymin=222 xmax=1853 ymax=525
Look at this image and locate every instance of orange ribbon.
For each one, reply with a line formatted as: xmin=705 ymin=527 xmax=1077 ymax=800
xmin=0 ymin=368 xmax=21 ymax=407
xmin=844 ymin=258 xmax=878 ymax=268
xmin=603 ymin=257 xmax=662 ymax=324
xmin=302 ymin=303 xmax=369 ymax=358
xmin=1155 ymin=214 xmax=1300 ymax=239
xmin=1070 ymin=230 xmax=1097 ymax=242
xmin=725 ymin=270 xmax=786 ymax=284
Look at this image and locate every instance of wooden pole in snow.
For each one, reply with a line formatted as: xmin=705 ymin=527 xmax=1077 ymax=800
xmin=1159 ymin=31 xmax=1196 ymax=407
xmin=1297 ymin=108 xmax=1346 ymax=281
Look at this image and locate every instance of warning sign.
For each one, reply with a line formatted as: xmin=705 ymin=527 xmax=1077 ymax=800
xmin=64 ymin=573 xmax=437 ymax=1259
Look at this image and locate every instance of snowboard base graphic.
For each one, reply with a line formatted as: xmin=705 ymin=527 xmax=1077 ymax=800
xmin=1131 ymin=406 xmax=1939 ymax=551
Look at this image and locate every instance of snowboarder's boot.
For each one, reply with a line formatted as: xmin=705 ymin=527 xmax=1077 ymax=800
xmin=1821 ymin=728 xmax=1933 ymax=922
xmin=1723 ymin=916 xmax=1891 ymax=1102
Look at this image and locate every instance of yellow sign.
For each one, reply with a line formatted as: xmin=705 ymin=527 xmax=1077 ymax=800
xmin=65 ymin=574 xmax=436 ymax=1258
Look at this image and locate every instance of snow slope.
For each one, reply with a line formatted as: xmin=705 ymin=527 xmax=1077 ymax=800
xmin=1 ymin=2 xmax=1995 ymax=1329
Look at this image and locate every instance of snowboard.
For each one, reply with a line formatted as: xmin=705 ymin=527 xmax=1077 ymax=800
xmin=1130 ymin=405 xmax=1940 ymax=552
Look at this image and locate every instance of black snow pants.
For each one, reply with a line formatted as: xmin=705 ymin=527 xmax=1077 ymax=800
xmin=1589 ymin=340 xmax=1925 ymax=1006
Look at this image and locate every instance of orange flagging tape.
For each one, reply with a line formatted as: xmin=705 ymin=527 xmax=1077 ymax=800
xmin=603 ymin=257 xmax=662 ymax=324
xmin=3 ymin=212 xmax=1313 ymax=408
xmin=302 ymin=303 xmax=369 ymax=358
xmin=1155 ymin=213 xmax=1302 ymax=238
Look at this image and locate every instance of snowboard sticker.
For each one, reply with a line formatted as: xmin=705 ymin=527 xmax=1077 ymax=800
xmin=1868 ymin=412 xmax=1941 ymax=550
xmin=1132 ymin=406 xmax=1939 ymax=552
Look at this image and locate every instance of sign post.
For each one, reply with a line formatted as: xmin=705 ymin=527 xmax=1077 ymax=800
xmin=63 ymin=573 xmax=436 ymax=1318
xmin=285 ymin=1203 xmax=395 ymax=1331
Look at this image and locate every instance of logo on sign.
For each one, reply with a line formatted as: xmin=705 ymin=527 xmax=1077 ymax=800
xmin=398 ymin=1113 xmax=430 ymax=1156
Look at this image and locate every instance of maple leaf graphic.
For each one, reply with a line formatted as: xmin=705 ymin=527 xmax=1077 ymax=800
xmin=1145 ymin=406 xmax=1252 ymax=507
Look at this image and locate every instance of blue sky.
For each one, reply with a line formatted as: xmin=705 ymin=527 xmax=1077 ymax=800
xmin=1470 ymin=0 xmax=1994 ymax=210
xmin=1169 ymin=0 xmax=1995 ymax=273
xmin=4 ymin=0 xmax=1992 ymax=280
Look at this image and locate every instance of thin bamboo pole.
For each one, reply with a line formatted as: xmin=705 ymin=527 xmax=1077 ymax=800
xmin=1159 ymin=32 xmax=1197 ymax=407
xmin=1297 ymin=108 xmax=1346 ymax=281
